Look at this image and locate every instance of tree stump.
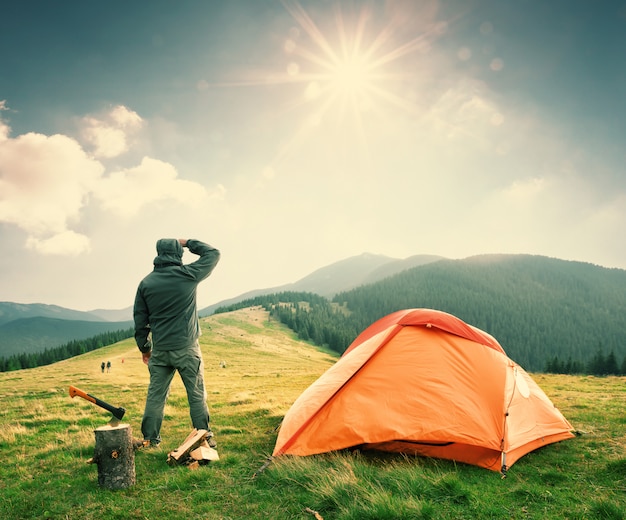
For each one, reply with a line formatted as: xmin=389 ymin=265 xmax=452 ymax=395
xmin=93 ymin=423 xmax=136 ymax=490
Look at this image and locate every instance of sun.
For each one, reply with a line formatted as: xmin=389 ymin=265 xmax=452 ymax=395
xmin=209 ymin=1 xmax=445 ymax=167
xmin=331 ymin=56 xmax=371 ymax=93
xmin=279 ymin=0 xmax=436 ymax=126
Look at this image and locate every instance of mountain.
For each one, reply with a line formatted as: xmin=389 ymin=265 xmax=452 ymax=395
xmin=283 ymin=252 xmax=401 ymax=294
xmin=0 ymin=317 xmax=133 ymax=358
xmin=4 ymin=252 xmax=624 ymax=373
xmin=0 ymin=302 xmax=133 ymax=358
xmin=213 ymin=253 xmax=625 ymax=373
xmin=1 ymin=252 xmax=442 ymax=358
xmin=87 ymin=307 xmax=133 ymax=322
xmin=290 ymin=253 xmax=446 ymax=294
xmin=363 ymin=254 xmax=446 ymax=283
xmin=199 ymin=252 xmax=445 ymax=315
xmin=327 ymin=254 xmax=626 ymax=371
xmin=0 ymin=302 xmax=107 ymax=327
xmin=0 ymin=301 xmax=133 ymax=326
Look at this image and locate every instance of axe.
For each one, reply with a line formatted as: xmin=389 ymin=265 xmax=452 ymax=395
xmin=69 ymin=385 xmax=126 ymax=424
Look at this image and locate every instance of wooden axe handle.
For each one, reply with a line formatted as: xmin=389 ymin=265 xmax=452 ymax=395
xmin=69 ymin=385 xmax=96 ymax=403
xmin=68 ymin=385 xmax=126 ymax=420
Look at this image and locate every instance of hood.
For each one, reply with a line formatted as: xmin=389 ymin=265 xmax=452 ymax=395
xmin=153 ymin=238 xmax=183 ymax=267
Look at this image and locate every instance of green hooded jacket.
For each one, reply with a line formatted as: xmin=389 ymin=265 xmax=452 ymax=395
xmin=133 ymin=239 xmax=220 ymax=352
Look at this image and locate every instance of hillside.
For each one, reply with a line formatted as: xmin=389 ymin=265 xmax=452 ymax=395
xmin=218 ymin=254 xmax=626 ymax=373
xmin=0 ymin=317 xmax=133 ymax=358
xmin=331 ymin=254 xmax=626 ymax=371
xmin=0 ymin=301 xmax=133 ymax=358
xmin=0 ymin=308 xmax=623 ymax=519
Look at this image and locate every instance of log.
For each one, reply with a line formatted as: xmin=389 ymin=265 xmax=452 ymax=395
xmin=93 ymin=423 xmax=136 ymax=490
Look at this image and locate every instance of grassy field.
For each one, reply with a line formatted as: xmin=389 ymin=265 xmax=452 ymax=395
xmin=0 ymin=307 xmax=624 ymax=519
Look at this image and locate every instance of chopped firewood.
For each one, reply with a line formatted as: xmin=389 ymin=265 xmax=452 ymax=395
xmin=190 ymin=445 xmax=220 ymax=462
xmin=181 ymin=428 xmax=202 ymax=446
xmin=167 ymin=428 xmax=207 ymax=465
xmin=167 ymin=428 xmax=219 ymax=467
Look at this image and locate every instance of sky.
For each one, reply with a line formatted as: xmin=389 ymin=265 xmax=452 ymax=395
xmin=1 ymin=0 xmax=625 ymax=312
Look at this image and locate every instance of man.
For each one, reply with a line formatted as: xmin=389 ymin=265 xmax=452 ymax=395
xmin=134 ymin=238 xmax=220 ymax=447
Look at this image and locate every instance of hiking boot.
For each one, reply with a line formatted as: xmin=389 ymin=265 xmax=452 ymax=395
xmin=140 ymin=439 xmax=161 ymax=449
xmin=206 ymin=429 xmax=217 ymax=449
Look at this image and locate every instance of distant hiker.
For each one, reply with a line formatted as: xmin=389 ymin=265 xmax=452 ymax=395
xmin=134 ymin=238 xmax=220 ymax=448
xmin=101 ymin=361 xmax=105 ymax=373
xmin=219 ymin=360 xmax=226 ymax=369
xmin=106 ymin=360 xmax=111 ymax=373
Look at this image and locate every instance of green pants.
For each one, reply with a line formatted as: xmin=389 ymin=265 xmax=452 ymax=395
xmin=142 ymin=342 xmax=209 ymax=444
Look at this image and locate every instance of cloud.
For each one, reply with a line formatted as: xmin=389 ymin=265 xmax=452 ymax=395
xmin=81 ymin=105 xmax=143 ymax=159
xmin=0 ymin=101 xmax=10 ymax=140
xmin=26 ymin=230 xmax=91 ymax=255
xmin=0 ymin=106 xmax=215 ymax=255
xmin=0 ymin=120 xmax=9 ymax=141
xmin=93 ymin=156 xmax=212 ymax=218
xmin=0 ymin=130 xmax=103 ymax=236
xmin=426 ymin=78 xmax=505 ymax=147
xmin=502 ymin=177 xmax=546 ymax=203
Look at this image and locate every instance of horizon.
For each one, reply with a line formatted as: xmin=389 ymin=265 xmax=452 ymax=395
xmin=1 ymin=1 xmax=625 ymax=311
xmin=2 ymin=249 xmax=623 ymax=313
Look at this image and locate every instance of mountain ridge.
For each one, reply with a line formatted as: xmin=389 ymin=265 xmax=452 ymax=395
xmin=2 ymin=252 xmax=624 ymax=364
xmin=199 ymin=252 xmax=445 ymax=315
xmin=0 ymin=302 xmax=110 ymax=327
xmin=1 ymin=251 xmax=430 ymax=357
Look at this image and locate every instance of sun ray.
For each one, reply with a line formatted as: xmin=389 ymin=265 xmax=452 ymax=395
xmin=209 ymin=1 xmax=451 ymax=172
xmin=282 ymin=0 xmax=341 ymax=66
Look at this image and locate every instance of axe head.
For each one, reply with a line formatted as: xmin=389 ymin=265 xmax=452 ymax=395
xmin=112 ymin=406 xmax=126 ymax=421
xmin=108 ymin=415 xmax=124 ymax=427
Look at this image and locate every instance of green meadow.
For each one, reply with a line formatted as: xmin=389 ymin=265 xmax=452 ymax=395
xmin=0 ymin=307 xmax=624 ymax=519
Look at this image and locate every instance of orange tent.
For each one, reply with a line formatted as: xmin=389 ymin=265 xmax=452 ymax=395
xmin=273 ymin=308 xmax=575 ymax=473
